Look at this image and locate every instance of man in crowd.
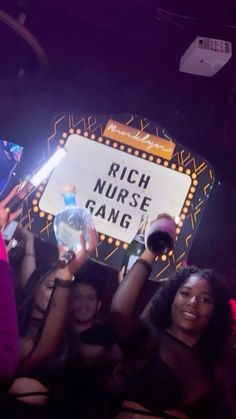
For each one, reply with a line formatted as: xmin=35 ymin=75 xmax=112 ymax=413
xmin=69 ymin=272 xmax=122 ymax=366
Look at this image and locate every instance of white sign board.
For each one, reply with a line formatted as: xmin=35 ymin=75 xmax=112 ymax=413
xmin=39 ymin=134 xmax=191 ymax=243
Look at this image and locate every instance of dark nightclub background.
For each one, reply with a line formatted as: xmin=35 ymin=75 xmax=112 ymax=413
xmin=0 ymin=0 xmax=235 ymax=293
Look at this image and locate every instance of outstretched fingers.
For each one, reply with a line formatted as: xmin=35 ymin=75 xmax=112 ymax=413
xmin=85 ymin=226 xmax=98 ymax=253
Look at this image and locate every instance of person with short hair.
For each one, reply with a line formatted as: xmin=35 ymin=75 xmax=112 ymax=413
xmin=68 ymin=273 xmax=121 ymax=366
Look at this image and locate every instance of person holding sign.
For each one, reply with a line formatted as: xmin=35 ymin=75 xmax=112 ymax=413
xmin=111 ymin=218 xmax=235 ymax=419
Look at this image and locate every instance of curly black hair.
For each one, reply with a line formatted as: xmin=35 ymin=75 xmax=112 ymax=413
xmin=149 ymin=265 xmax=233 ymax=372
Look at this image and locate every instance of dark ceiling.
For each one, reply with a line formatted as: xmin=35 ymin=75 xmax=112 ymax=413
xmin=0 ymin=0 xmax=235 ymax=290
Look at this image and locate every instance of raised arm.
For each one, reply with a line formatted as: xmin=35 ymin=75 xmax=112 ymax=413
xmin=18 ymin=225 xmax=37 ymax=288
xmin=20 ymin=227 xmax=97 ymax=371
xmin=111 ymin=249 xmax=155 ymax=347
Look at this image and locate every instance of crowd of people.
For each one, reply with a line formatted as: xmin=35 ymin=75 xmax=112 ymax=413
xmin=0 ymin=186 xmax=235 ymax=418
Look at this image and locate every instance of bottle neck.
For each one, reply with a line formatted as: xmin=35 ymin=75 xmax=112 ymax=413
xmin=134 ymin=215 xmax=148 ymax=243
xmin=137 ymin=215 xmax=148 ymax=236
xmin=63 ymin=192 xmax=76 ymax=207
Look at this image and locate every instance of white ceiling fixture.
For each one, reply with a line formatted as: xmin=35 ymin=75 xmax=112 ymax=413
xmin=179 ymin=36 xmax=232 ymax=77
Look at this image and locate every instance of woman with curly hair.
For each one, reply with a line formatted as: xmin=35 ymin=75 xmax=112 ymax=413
xmin=111 ymin=246 xmax=235 ymax=419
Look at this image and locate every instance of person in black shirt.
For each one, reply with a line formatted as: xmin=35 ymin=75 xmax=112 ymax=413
xmin=68 ymin=274 xmax=121 ymax=366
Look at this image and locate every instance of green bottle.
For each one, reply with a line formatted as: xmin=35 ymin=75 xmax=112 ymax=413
xmin=122 ymin=214 xmax=148 ymax=274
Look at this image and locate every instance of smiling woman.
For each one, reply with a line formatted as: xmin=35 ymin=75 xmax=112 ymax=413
xmin=168 ymin=274 xmax=215 ymax=346
xmin=149 ymin=266 xmax=232 ymax=367
xmin=111 ymin=249 xmax=235 ymax=419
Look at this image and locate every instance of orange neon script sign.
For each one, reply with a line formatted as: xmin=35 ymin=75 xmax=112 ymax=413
xmin=103 ymin=119 xmax=175 ymax=160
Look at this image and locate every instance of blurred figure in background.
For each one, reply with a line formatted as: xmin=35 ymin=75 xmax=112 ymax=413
xmin=0 ymin=189 xmax=21 ymax=390
xmin=67 ymin=273 xmax=122 ymax=366
xmin=0 ymin=140 xmax=23 ymax=196
xmin=7 ymin=227 xmax=98 ymax=418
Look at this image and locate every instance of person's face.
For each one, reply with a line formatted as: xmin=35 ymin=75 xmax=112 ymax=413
xmin=34 ymin=278 xmax=55 ymax=315
xmin=71 ymin=283 xmax=101 ymax=323
xmin=171 ymin=274 xmax=214 ymax=338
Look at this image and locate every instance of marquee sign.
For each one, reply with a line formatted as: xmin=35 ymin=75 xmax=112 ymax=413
xmin=25 ymin=113 xmax=214 ymax=280
xmin=39 ymin=133 xmax=190 ymax=243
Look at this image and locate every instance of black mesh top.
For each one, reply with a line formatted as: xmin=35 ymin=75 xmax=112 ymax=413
xmin=123 ymin=330 xmax=227 ymax=418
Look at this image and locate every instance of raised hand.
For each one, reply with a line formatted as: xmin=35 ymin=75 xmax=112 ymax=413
xmin=57 ymin=226 xmax=98 ymax=280
xmin=18 ymin=221 xmax=34 ymax=243
xmin=0 ymin=185 xmax=22 ymax=229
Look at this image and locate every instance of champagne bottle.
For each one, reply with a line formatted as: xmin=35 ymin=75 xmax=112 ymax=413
xmin=145 ymin=213 xmax=176 ymax=255
xmin=122 ymin=214 xmax=148 ymax=274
